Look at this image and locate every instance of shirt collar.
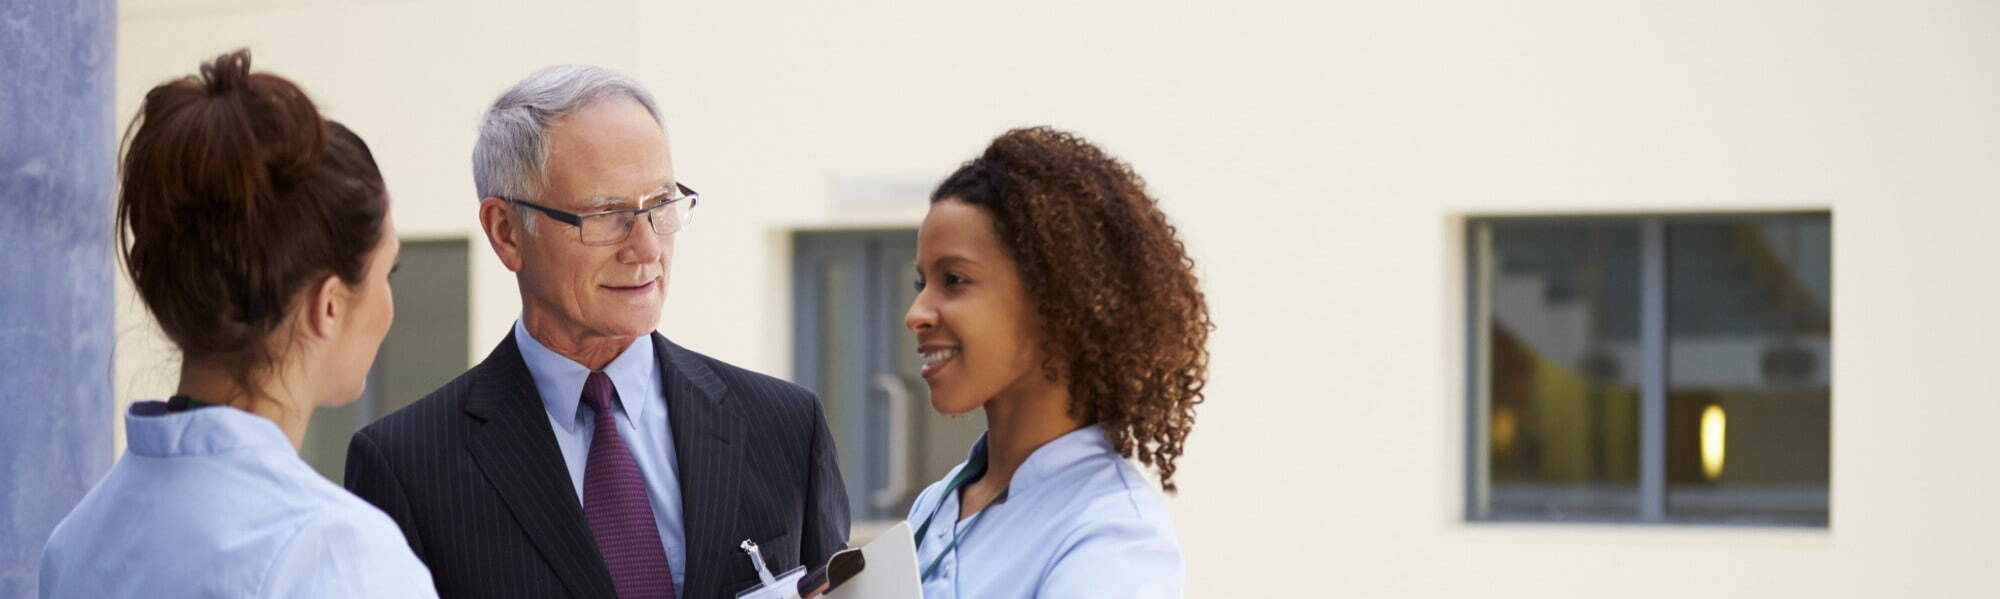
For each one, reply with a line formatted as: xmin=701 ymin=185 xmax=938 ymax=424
xmin=514 ymin=317 xmax=660 ymax=433
xmin=960 ymin=425 xmax=1114 ymax=495
xmin=123 ymin=401 xmax=293 ymax=457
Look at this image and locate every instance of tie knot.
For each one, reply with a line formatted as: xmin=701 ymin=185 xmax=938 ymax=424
xmin=581 ymin=371 xmax=617 ymax=413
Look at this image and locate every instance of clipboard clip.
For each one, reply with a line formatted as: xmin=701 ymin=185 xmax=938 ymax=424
xmin=793 ymin=546 xmax=867 ymax=598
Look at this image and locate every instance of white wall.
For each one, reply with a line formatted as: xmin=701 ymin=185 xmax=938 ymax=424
xmin=114 ymin=0 xmax=2000 ymax=596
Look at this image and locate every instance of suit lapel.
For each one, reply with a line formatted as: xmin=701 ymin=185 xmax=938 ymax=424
xmin=654 ymin=333 xmax=744 ymax=598
xmin=463 ymin=333 xmax=616 ymax=599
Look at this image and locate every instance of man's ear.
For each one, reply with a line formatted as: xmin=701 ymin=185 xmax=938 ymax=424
xmin=480 ymin=197 xmax=526 ymax=273
xmin=305 ymin=273 xmax=345 ymax=340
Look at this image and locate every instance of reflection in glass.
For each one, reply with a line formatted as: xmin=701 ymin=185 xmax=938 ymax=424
xmin=1483 ymin=222 xmax=1641 ymax=520
xmin=1665 ymin=216 xmax=1830 ymax=524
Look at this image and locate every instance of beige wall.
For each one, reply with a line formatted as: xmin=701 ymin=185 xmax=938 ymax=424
xmin=114 ymin=0 xmax=2000 ymax=596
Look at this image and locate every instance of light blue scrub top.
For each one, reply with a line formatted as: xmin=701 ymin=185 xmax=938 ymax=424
xmin=906 ymin=426 xmax=1185 ymax=599
xmin=39 ymin=400 xmax=437 ymax=598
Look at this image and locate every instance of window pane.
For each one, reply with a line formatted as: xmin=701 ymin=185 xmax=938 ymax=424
xmin=301 ymin=239 xmax=470 ymax=482
xmin=1665 ymin=216 xmax=1830 ymax=524
xmin=795 ymin=231 xmax=982 ymax=527
xmin=1483 ymin=222 xmax=1642 ymax=520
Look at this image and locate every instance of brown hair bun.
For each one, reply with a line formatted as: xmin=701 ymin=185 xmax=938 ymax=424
xmin=117 ymin=48 xmax=386 ymax=395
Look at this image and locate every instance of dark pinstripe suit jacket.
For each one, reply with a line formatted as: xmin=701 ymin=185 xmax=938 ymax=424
xmin=345 ymin=331 xmax=850 ymax=598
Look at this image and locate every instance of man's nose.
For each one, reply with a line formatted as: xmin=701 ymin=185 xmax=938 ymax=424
xmin=618 ymin=216 xmax=665 ymax=263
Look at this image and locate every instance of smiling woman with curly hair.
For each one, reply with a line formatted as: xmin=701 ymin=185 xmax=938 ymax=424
xmin=902 ymin=126 xmax=1211 ymax=598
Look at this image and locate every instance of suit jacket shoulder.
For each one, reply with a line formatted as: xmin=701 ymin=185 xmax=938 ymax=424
xmin=346 ymin=333 xmax=609 ymax=598
xmin=657 ymin=337 xmax=821 ymax=426
xmin=357 ymin=359 xmax=479 ymax=449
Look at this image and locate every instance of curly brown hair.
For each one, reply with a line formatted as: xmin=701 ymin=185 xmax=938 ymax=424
xmin=933 ymin=126 xmax=1212 ymax=493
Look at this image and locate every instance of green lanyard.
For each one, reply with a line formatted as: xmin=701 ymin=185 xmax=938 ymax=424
xmin=911 ymin=443 xmax=1009 ymax=582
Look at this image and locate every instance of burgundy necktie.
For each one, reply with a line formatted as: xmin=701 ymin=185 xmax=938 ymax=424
xmin=581 ymin=371 xmax=676 ymax=599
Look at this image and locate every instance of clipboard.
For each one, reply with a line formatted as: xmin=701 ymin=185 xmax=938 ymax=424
xmin=807 ymin=521 xmax=923 ymax=599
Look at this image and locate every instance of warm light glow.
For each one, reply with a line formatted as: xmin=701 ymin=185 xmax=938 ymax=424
xmin=1700 ymin=404 xmax=1727 ymax=481
xmin=1491 ymin=405 xmax=1518 ymax=453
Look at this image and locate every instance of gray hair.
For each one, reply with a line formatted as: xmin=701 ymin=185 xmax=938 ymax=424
xmin=472 ymin=64 xmax=665 ymax=232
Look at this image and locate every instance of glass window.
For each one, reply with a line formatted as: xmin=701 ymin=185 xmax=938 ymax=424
xmin=1665 ymin=218 xmax=1831 ymax=523
xmin=1478 ymin=222 xmax=1642 ymax=519
xmin=1469 ymin=213 xmax=1830 ymax=526
xmin=792 ymin=230 xmax=986 ymax=530
xmin=301 ymin=239 xmax=471 ymax=482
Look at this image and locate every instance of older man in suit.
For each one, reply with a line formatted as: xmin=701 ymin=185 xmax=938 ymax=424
xmin=345 ymin=65 xmax=849 ymax=599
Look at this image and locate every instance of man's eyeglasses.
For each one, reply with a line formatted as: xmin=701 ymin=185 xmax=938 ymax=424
xmin=505 ymin=183 xmax=700 ymax=246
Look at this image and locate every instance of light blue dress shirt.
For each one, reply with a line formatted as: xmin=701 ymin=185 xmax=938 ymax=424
xmin=514 ymin=319 xmax=687 ymax=595
xmin=39 ymin=401 xmax=436 ymax=598
xmin=905 ymin=426 xmax=1185 ymax=599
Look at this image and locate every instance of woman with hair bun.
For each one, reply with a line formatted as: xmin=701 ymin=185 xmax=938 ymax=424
xmin=903 ymin=126 xmax=1212 ymax=598
xmin=38 ymin=50 xmax=436 ymax=598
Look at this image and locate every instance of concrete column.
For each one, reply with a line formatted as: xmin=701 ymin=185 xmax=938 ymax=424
xmin=0 ymin=0 xmax=118 ymax=595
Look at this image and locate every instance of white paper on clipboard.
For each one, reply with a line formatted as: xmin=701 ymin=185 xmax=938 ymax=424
xmin=822 ymin=521 xmax=923 ymax=599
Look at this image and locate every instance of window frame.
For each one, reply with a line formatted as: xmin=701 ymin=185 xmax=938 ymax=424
xmin=1464 ymin=212 xmax=1832 ymax=527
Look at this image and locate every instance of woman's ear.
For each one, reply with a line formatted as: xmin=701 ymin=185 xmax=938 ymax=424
xmin=305 ymin=273 xmax=348 ymax=340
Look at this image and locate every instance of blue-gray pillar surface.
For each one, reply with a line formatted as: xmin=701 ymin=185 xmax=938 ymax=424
xmin=1 ymin=0 xmax=117 ymax=595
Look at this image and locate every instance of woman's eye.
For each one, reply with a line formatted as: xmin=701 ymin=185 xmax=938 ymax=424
xmin=912 ymin=273 xmax=966 ymax=292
